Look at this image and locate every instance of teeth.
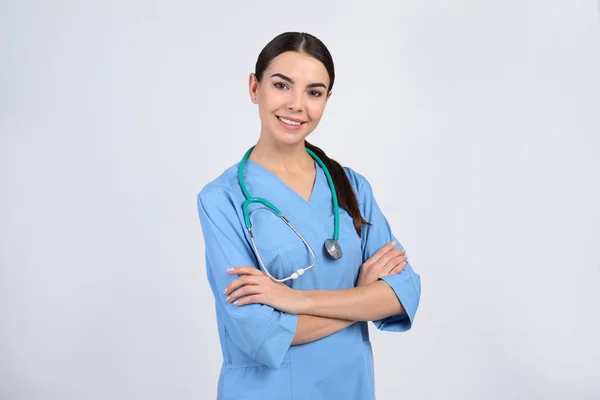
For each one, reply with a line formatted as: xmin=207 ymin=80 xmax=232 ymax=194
xmin=279 ymin=117 xmax=302 ymax=126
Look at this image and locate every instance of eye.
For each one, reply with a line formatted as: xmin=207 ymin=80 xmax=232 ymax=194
xmin=308 ymin=90 xmax=322 ymax=97
xmin=274 ymin=82 xmax=288 ymax=90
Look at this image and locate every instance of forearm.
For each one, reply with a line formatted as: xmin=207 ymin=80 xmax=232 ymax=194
xmin=301 ymin=280 xmax=406 ymax=321
xmin=291 ymin=315 xmax=355 ymax=345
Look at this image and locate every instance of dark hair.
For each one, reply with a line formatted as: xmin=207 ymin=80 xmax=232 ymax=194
xmin=254 ymin=32 xmax=370 ymax=236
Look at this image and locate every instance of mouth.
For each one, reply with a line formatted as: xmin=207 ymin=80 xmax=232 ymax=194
xmin=276 ymin=115 xmax=307 ymax=130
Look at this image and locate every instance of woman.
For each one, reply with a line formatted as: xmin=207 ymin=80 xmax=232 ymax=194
xmin=197 ymin=32 xmax=421 ymax=400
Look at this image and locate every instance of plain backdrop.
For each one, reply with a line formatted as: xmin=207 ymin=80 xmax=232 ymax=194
xmin=1 ymin=1 xmax=599 ymax=399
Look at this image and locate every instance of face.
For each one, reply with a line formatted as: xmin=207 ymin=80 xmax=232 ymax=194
xmin=249 ymin=51 xmax=331 ymax=146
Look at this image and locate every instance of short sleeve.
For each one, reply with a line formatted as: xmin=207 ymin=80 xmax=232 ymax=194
xmin=197 ymin=188 xmax=298 ymax=368
xmin=356 ymin=175 xmax=422 ymax=332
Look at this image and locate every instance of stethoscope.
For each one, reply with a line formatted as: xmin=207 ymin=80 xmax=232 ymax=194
xmin=238 ymin=145 xmax=343 ymax=282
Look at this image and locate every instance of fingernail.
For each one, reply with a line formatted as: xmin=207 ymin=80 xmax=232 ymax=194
xmin=226 ymin=296 xmax=231 ymax=302
xmin=391 ymin=241 xmax=397 ymax=246
xmin=234 ymin=300 xmax=240 ymax=305
xmin=223 ymin=288 xmax=228 ymax=295
xmin=227 ymin=268 xmax=234 ymax=272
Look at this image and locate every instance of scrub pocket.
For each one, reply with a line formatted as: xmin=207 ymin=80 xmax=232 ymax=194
xmin=220 ymin=362 xmax=292 ymax=400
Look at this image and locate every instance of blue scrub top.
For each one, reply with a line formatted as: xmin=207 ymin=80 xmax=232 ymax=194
xmin=197 ymin=158 xmax=421 ymax=400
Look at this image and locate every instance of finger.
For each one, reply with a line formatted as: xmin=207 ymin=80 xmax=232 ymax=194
xmin=389 ymin=263 xmax=406 ymax=275
xmin=374 ymin=248 xmax=405 ymax=270
xmin=383 ymin=254 xmax=407 ymax=274
xmin=386 ymin=255 xmax=408 ymax=274
xmin=233 ymin=294 xmax=262 ymax=307
xmin=224 ymin=275 xmax=262 ymax=296
xmin=226 ymin=284 xmax=262 ymax=303
xmin=364 ymin=241 xmax=398 ymax=267
xmin=379 ymin=248 xmax=405 ymax=264
xmin=227 ymin=266 xmax=263 ymax=276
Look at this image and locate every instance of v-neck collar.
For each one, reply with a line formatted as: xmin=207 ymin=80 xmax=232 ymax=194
xmin=242 ymin=158 xmax=355 ymax=236
xmin=245 ymin=158 xmax=321 ymax=204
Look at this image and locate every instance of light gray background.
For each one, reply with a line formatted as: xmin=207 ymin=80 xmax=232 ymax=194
xmin=1 ymin=1 xmax=599 ymax=399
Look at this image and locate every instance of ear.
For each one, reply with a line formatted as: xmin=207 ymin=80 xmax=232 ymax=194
xmin=249 ymin=73 xmax=259 ymax=104
xmin=326 ymin=90 xmax=333 ymax=101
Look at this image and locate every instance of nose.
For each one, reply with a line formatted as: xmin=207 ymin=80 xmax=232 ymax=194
xmin=286 ymin=91 xmax=303 ymax=112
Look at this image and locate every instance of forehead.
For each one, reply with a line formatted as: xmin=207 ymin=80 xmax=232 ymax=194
xmin=264 ymin=51 xmax=330 ymax=85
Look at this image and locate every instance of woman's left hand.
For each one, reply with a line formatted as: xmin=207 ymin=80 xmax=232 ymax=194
xmin=224 ymin=267 xmax=306 ymax=315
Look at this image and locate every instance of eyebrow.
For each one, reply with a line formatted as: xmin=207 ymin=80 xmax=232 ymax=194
xmin=270 ymin=73 xmax=327 ymax=90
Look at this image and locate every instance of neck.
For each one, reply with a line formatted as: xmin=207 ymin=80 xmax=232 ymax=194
xmin=248 ymin=135 xmax=314 ymax=173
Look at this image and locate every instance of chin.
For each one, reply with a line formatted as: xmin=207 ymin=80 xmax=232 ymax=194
xmin=274 ymin=134 xmax=307 ymax=147
xmin=271 ymin=126 xmax=311 ymax=145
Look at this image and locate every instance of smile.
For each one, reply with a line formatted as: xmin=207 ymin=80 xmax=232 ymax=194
xmin=276 ymin=115 xmax=307 ymax=128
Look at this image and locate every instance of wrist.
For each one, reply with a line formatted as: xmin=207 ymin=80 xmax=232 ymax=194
xmin=297 ymin=289 xmax=314 ymax=314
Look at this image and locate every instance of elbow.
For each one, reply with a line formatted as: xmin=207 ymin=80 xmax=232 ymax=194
xmin=373 ymin=267 xmax=421 ymax=331
xmin=388 ymin=294 xmax=407 ymax=316
xmin=217 ymin=300 xmax=299 ymax=369
xmin=254 ymin=349 xmax=289 ymax=370
xmin=374 ymin=279 xmax=406 ymax=318
xmin=245 ymin=311 xmax=299 ymax=369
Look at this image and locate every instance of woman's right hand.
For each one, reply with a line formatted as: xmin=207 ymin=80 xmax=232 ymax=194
xmin=356 ymin=241 xmax=408 ymax=287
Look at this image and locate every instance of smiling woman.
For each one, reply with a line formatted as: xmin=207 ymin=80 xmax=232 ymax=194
xmin=196 ymin=32 xmax=421 ymax=400
xmin=250 ymin=50 xmax=331 ymax=146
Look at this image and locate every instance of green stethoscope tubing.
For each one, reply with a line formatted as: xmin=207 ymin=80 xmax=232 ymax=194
xmin=238 ymin=145 xmax=340 ymax=242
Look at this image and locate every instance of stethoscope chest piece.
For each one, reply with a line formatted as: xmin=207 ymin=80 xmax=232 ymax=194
xmin=324 ymin=238 xmax=343 ymax=260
